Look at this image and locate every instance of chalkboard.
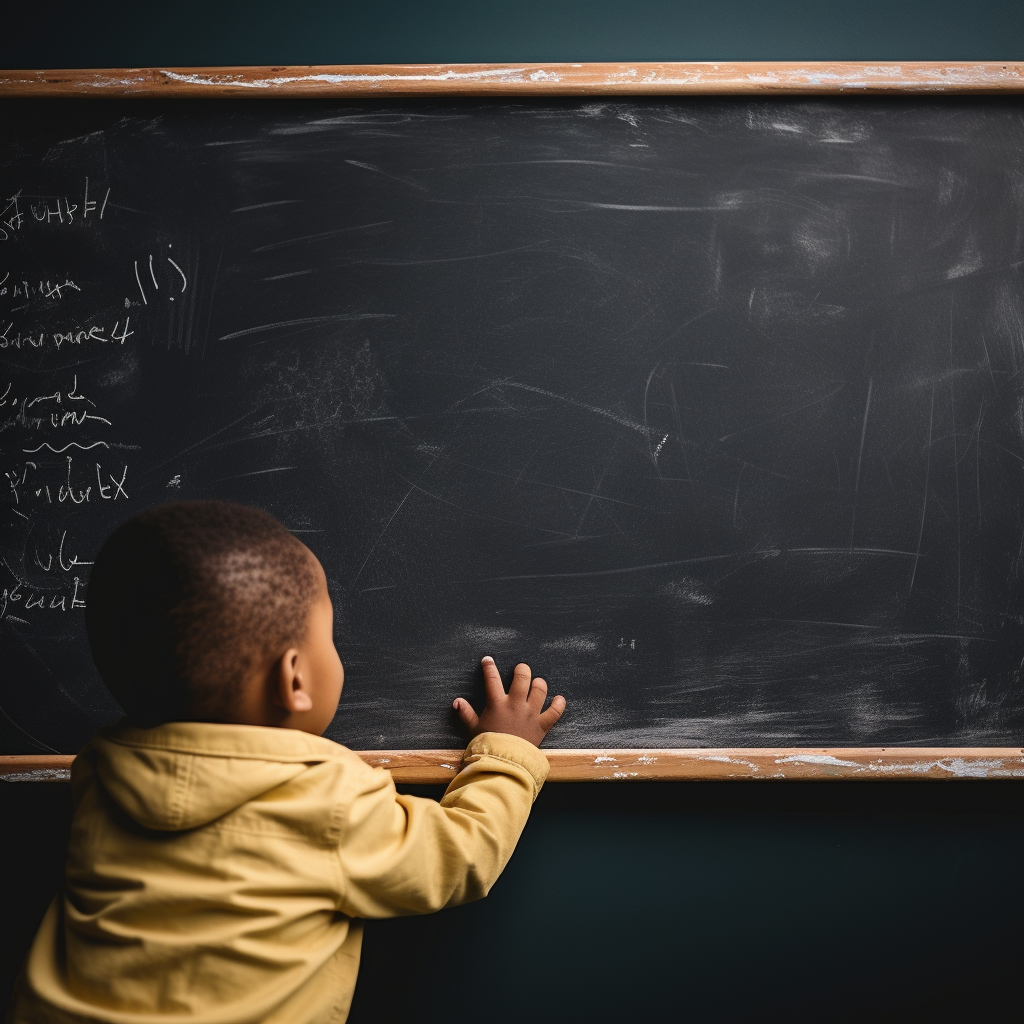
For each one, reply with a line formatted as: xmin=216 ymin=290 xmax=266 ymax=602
xmin=3 ymin=83 xmax=1024 ymax=758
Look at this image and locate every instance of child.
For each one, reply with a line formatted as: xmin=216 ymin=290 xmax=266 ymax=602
xmin=8 ymin=501 xmax=565 ymax=1024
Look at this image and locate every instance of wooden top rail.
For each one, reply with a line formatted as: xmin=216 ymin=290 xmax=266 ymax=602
xmin=3 ymin=748 xmax=1023 ymax=783
xmin=0 ymin=63 xmax=1022 ymax=99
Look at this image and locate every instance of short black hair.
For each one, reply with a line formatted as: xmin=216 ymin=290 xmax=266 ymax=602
xmin=86 ymin=501 xmax=322 ymax=728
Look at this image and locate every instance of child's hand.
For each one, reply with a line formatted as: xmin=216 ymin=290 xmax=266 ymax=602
xmin=453 ymin=657 xmax=566 ymax=747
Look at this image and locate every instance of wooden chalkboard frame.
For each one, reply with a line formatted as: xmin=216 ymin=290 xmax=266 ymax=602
xmin=0 ymin=62 xmax=1022 ymax=98
xmin=2 ymin=749 xmax=1023 ymax=783
xmin=1 ymin=61 xmax=1023 ymax=781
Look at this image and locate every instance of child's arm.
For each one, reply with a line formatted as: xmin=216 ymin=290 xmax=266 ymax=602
xmin=333 ymin=658 xmax=564 ymax=918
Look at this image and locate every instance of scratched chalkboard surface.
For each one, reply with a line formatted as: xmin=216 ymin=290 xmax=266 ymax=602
xmin=2 ymin=96 xmax=1023 ymax=754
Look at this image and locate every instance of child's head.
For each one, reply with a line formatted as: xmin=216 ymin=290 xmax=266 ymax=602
xmin=86 ymin=501 xmax=343 ymax=734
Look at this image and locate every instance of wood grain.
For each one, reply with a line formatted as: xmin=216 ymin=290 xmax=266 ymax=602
xmin=3 ymin=748 xmax=1023 ymax=783
xmin=0 ymin=63 xmax=1021 ymax=99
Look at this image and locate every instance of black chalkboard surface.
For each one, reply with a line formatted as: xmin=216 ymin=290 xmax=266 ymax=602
xmin=3 ymin=94 xmax=1024 ymax=755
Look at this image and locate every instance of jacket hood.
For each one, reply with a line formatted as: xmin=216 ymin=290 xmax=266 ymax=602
xmin=89 ymin=720 xmax=340 ymax=831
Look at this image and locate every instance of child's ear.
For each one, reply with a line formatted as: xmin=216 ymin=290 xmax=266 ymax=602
xmin=272 ymin=649 xmax=313 ymax=714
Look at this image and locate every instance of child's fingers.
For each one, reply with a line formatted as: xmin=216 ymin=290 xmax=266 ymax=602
xmin=509 ymin=662 xmax=532 ymax=701
xmin=481 ymin=656 xmax=506 ymax=703
xmin=453 ymin=697 xmax=479 ymax=731
xmin=538 ymin=694 xmax=567 ymax=732
xmin=527 ymin=676 xmax=548 ymax=709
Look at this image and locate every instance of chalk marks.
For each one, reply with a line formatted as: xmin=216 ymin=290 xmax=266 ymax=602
xmin=217 ymin=312 xmax=395 ymax=341
xmin=218 ymin=466 xmax=298 ymax=480
xmin=440 ymin=158 xmax=656 ymax=171
xmin=132 ymin=247 xmax=187 ymax=305
xmin=848 ymin=377 xmax=873 ymax=548
xmin=472 ymin=545 xmax=935 ymax=585
xmin=133 ymin=260 xmax=147 ymax=304
xmin=0 ymin=767 xmax=72 ymax=782
xmin=252 ymin=220 xmax=392 ymax=253
xmin=344 ymin=158 xmax=426 ymax=193
xmin=718 ymin=384 xmax=847 ymax=443
xmin=22 ymin=441 xmax=108 ymax=454
xmin=786 ymin=547 xmax=918 ymax=558
xmin=232 ymin=199 xmax=302 ymax=212
xmin=476 ymin=550 xmax=768 ymax=583
xmin=359 ymin=241 xmax=548 ymax=267
xmin=773 ymin=753 xmax=1023 ymax=778
xmin=578 ymin=201 xmax=739 ymax=213
xmin=167 ymin=257 xmax=187 ymax=291
xmin=909 ymin=386 xmax=936 ymax=596
xmin=498 ymin=380 xmax=653 ymax=437
xmin=351 ymin=484 xmax=418 ymax=587
xmin=263 ymin=269 xmax=315 ymax=281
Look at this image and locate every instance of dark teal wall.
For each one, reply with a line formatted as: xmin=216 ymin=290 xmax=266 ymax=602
xmin=3 ymin=5 xmax=1024 ymax=1021
xmin=1 ymin=1 xmax=1022 ymax=67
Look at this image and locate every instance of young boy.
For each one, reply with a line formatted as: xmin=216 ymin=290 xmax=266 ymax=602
xmin=8 ymin=501 xmax=565 ymax=1024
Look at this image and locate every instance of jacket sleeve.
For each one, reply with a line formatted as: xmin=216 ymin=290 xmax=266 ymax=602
xmin=333 ymin=732 xmax=549 ymax=918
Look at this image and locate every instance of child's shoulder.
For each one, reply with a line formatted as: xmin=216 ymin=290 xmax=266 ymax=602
xmin=76 ymin=720 xmax=384 ymax=836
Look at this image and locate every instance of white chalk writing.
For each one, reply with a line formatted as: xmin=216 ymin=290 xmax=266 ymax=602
xmin=0 ymin=272 xmax=81 ymax=305
xmin=0 ymin=180 xmax=111 ymax=242
xmin=5 ymin=457 xmax=129 ymax=507
xmin=1 ymin=578 xmax=87 ymax=620
xmin=1 ymin=376 xmax=114 ymax=440
xmin=0 ymin=316 xmax=132 ymax=351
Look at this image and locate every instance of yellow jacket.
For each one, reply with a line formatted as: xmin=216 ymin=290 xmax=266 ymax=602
xmin=8 ymin=721 xmax=549 ymax=1024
